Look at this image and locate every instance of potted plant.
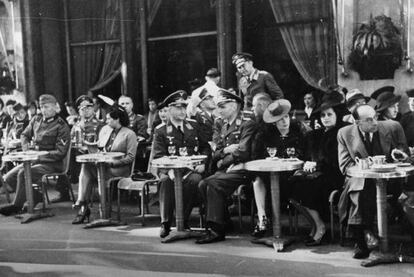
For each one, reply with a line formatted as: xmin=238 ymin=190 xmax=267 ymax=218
xmin=348 ymin=14 xmax=402 ymax=80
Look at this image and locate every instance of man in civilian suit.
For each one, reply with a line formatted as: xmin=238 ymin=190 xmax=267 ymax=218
xmin=337 ymin=104 xmax=409 ymax=259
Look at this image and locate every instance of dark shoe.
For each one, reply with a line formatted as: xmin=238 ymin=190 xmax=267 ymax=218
xmin=0 ymin=203 xmax=20 ymax=216
xmin=353 ymin=243 xmax=371 ymax=259
xmin=195 ymin=229 xmax=225 ymax=244
xmin=251 ymin=216 xmax=269 ymax=238
xmin=72 ymin=206 xmax=91 ymax=224
xmin=51 ymin=191 xmax=71 ymax=203
xmin=364 ymin=230 xmax=379 ymax=250
xmin=305 ymin=227 xmax=326 ymax=246
xmin=160 ymin=222 xmax=171 ymax=238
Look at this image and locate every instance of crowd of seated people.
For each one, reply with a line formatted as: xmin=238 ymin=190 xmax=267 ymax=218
xmin=0 ymin=55 xmax=414 ymax=261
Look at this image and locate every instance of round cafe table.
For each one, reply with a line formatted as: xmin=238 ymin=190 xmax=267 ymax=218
xmin=152 ymin=155 xmax=206 ymax=243
xmin=76 ymin=152 xmax=124 ymax=229
xmin=244 ymin=158 xmax=304 ymax=251
xmin=347 ymin=164 xmax=414 ymax=267
xmin=2 ymin=150 xmax=50 ymax=223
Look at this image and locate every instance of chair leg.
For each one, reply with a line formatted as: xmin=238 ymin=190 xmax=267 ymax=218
xmin=45 ymin=178 xmax=51 ymax=204
xmin=250 ymin=198 xmax=255 ymax=229
xmin=145 ymin=184 xmax=150 ymax=213
xmin=141 ymin=187 xmax=145 ymax=226
xmin=40 ymin=182 xmax=46 ymax=212
xmin=288 ymin=203 xmax=293 ymax=234
xmin=117 ymin=188 xmax=121 ymax=222
xmin=330 ymin=201 xmax=335 ymax=241
xmin=108 ymin=182 xmax=113 ymax=218
xmin=294 ymin=209 xmax=298 ymax=234
xmin=238 ymin=194 xmax=242 ymax=230
xmin=339 ymin=222 xmax=344 ymax=246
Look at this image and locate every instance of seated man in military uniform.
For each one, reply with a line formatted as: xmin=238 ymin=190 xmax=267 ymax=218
xmin=152 ymin=90 xmax=211 ymax=238
xmin=0 ymin=94 xmax=71 ymax=215
xmin=68 ymin=95 xmax=104 ymax=186
xmin=196 ymin=89 xmax=257 ymax=244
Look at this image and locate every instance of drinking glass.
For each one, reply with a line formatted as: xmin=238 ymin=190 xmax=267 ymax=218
xmin=286 ymin=147 xmax=296 ymax=158
xmin=179 ymin=147 xmax=188 ymax=156
xmin=168 ymin=145 xmax=176 ymax=156
xmin=266 ymin=147 xmax=277 ymax=158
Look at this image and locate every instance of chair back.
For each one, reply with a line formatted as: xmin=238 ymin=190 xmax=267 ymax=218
xmin=62 ymin=141 xmax=72 ymax=174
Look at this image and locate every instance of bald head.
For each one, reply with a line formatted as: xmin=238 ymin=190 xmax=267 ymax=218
xmin=252 ymin=92 xmax=272 ymax=118
xmin=118 ymin=96 xmax=133 ymax=114
xmin=354 ymin=104 xmax=378 ymax=133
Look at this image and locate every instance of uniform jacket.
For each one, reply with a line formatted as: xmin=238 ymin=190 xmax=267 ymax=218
xmin=400 ymin=111 xmax=414 ymax=146
xmin=212 ymin=112 xmax=257 ymax=170
xmin=238 ymin=69 xmax=283 ymax=108
xmin=153 ymin=118 xmax=211 ymax=159
xmin=128 ymin=113 xmax=148 ymax=139
xmin=71 ymin=116 xmax=104 ymax=145
xmin=6 ymin=116 xmax=29 ymax=139
xmin=195 ymin=110 xmax=215 ymax=141
xmin=98 ymin=125 xmax=138 ymax=177
xmin=337 ymin=120 xmax=408 ymax=192
xmin=21 ymin=115 xmax=71 ymax=164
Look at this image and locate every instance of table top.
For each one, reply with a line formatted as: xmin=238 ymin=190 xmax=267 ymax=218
xmin=152 ymin=155 xmax=207 ymax=169
xmin=3 ymin=150 xmax=49 ymax=162
xmin=347 ymin=164 xmax=414 ymax=179
xmin=244 ymin=158 xmax=304 ymax=172
xmin=76 ymin=152 xmax=124 ymax=163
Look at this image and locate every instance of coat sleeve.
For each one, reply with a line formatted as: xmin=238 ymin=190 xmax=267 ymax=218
xmin=38 ymin=123 xmax=71 ymax=162
xmin=264 ymin=73 xmax=284 ymax=100
xmin=152 ymin=128 xmax=167 ymax=159
xmin=135 ymin=116 xmax=149 ymax=139
xmin=337 ymin=128 xmax=355 ymax=175
xmin=392 ymin=121 xmax=409 ymax=154
xmin=221 ymin=119 xmax=256 ymax=167
xmin=20 ymin=117 xmax=36 ymax=146
xmin=111 ymin=130 xmax=138 ymax=167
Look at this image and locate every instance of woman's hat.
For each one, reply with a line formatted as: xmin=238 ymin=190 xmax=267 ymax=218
xmin=371 ymin=86 xmax=401 ymax=111
xmin=263 ymin=99 xmax=291 ymax=123
xmin=316 ymin=91 xmax=344 ymax=112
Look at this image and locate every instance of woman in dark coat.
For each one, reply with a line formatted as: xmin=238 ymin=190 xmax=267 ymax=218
xmin=251 ymin=99 xmax=306 ymax=237
xmin=290 ymin=98 xmax=348 ymax=245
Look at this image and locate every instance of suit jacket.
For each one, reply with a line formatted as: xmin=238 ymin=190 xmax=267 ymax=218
xmin=98 ymin=125 xmax=138 ymax=177
xmin=400 ymin=111 xmax=414 ymax=146
xmin=337 ymin=120 xmax=408 ymax=192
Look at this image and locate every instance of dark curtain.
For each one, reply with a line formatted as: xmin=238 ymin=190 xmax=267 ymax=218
xmin=268 ymin=0 xmax=337 ymax=91
xmin=70 ymin=0 xmax=121 ymax=98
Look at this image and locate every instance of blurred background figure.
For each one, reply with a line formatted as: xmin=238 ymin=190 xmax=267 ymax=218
xmin=64 ymin=101 xmax=79 ymax=127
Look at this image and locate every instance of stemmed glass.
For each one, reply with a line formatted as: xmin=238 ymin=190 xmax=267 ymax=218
xmin=168 ymin=145 xmax=176 ymax=156
xmin=179 ymin=147 xmax=188 ymax=157
xmin=266 ymin=147 xmax=277 ymax=158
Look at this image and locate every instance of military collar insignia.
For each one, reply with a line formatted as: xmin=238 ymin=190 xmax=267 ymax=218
xmin=185 ymin=122 xmax=193 ymax=130
xmin=44 ymin=115 xmax=57 ymax=123
xmin=166 ymin=125 xmax=173 ymax=134
xmin=236 ymin=118 xmax=242 ymax=126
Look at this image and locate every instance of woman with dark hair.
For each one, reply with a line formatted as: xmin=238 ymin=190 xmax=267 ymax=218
xmin=371 ymin=86 xmax=401 ymax=121
xmin=72 ymin=106 xmax=137 ymax=224
xmin=290 ymin=96 xmax=348 ymax=246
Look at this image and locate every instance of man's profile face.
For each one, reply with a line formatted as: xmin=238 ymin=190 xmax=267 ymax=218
xmin=409 ymin=97 xmax=414 ymax=112
xmin=119 ymin=97 xmax=133 ymax=114
xmin=218 ymin=102 xmax=236 ymax=120
xmin=357 ymin=106 xmax=378 ymax=133
xmin=236 ymin=60 xmax=254 ymax=76
xmin=200 ymin=96 xmax=216 ymax=110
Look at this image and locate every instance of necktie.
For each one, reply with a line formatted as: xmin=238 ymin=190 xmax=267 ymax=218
xmin=364 ymin=132 xmax=373 ymax=155
xmin=177 ymin=125 xmax=183 ymax=134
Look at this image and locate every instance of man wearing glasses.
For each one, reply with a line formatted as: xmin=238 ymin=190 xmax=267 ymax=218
xmin=232 ymin=52 xmax=283 ymax=109
xmin=337 ymin=104 xmax=409 ymax=259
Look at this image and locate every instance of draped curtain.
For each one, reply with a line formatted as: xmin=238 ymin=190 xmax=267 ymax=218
xmin=70 ymin=0 xmax=121 ymax=98
xmin=268 ymin=0 xmax=337 ymax=91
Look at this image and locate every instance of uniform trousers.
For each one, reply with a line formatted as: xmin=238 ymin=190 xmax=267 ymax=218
xmin=199 ymin=170 xmax=252 ymax=227
xmin=5 ymin=162 xmax=63 ymax=207
xmin=159 ymin=172 xmax=202 ymax=224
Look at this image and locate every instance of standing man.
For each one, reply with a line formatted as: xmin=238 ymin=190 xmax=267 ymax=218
xmin=400 ymin=89 xmax=414 ymax=147
xmin=232 ymin=52 xmax=283 ymax=109
xmin=0 ymin=94 xmax=71 ymax=215
xmin=0 ymin=98 xmax=11 ymax=130
xmin=338 ymin=104 xmax=409 ymax=259
xmin=118 ymin=95 xmax=148 ymax=141
xmin=152 ymin=90 xmax=211 ymax=238
xmin=196 ymin=89 xmax=257 ymax=244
